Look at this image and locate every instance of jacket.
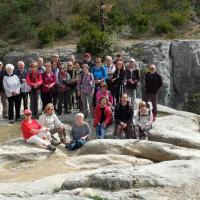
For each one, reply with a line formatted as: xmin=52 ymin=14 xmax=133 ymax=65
xmin=145 ymin=72 xmax=163 ymax=94
xmin=0 ymin=70 xmax=6 ymax=92
xmin=112 ymin=69 xmax=125 ymax=86
xmin=125 ymin=68 xmax=140 ymax=89
xmin=93 ymin=104 xmax=112 ymax=127
xmin=114 ymin=101 xmax=133 ymax=124
xmin=41 ymin=72 xmax=56 ymax=93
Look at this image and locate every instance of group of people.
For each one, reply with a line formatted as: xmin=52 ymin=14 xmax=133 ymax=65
xmin=0 ymin=53 xmax=163 ymax=151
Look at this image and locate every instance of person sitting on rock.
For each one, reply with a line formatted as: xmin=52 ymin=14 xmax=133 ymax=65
xmin=134 ymin=101 xmax=153 ymax=141
xmin=66 ymin=113 xmax=91 ymax=150
xmin=21 ymin=109 xmax=56 ymax=152
xmin=39 ymin=103 xmax=67 ymax=146
xmin=114 ymin=93 xmax=134 ymax=139
xmin=94 ymin=96 xmax=113 ymax=139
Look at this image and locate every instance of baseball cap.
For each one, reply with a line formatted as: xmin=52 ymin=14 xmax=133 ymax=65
xmin=129 ymin=58 xmax=136 ymax=63
xmin=24 ymin=109 xmax=32 ymax=115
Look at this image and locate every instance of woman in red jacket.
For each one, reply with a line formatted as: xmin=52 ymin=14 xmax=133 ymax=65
xmin=93 ymin=96 xmax=112 ymax=139
xmin=26 ymin=62 xmax=43 ymax=119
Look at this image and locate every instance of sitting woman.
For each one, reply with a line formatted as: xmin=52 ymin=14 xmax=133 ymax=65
xmin=66 ymin=113 xmax=90 ymax=150
xmin=21 ymin=109 xmax=56 ymax=151
xmin=94 ymin=96 xmax=112 ymax=139
xmin=39 ymin=103 xmax=67 ymax=145
xmin=96 ymin=82 xmax=113 ymax=107
xmin=134 ymin=101 xmax=153 ymax=141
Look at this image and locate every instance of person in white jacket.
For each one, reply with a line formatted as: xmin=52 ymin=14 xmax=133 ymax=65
xmin=39 ymin=103 xmax=67 ymax=145
xmin=3 ymin=64 xmax=21 ymax=123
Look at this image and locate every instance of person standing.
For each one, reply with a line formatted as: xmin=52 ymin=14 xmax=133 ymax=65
xmin=143 ymin=64 xmax=163 ymax=121
xmin=82 ymin=53 xmax=95 ymax=70
xmin=40 ymin=63 xmax=56 ymax=110
xmin=37 ymin=57 xmax=46 ymax=74
xmin=77 ymin=64 xmax=94 ymax=118
xmin=15 ymin=61 xmax=28 ymax=110
xmin=111 ymin=60 xmax=125 ymax=104
xmin=26 ymin=62 xmax=43 ymax=119
xmin=3 ymin=64 xmax=21 ymax=123
xmin=125 ymin=58 xmax=140 ymax=107
xmin=0 ymin=61 xmax=8 ymax=119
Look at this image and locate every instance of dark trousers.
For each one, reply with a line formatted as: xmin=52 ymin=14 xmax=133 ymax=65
xmin=67 ymin=139 xmax=87 ymax=150
xmin=52 ymin=88 xmax=58 ymax=110
xmin=114 ymin=123 xmax=135 ymax=139
xmin=143 ymin=93 xmax=158 ymax=116
xmin=41 ymin=92 xmax=53 ymax=110
xmin=57 ymin=90 xmax=70 ymax=114
xmin=29 ymin=89 xmax=39 ymax=118
xmin=114 ymin=84 xmax=124 ymax=104
xmin=19 ymin=92 xmax=28 ymax=110
xmin=7 ymin=95 xmax=21 ymax=120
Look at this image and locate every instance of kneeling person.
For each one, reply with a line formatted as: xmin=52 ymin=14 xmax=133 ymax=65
xmin=66 ymin=113 xmax=91 ymax=150
xmin=94 ymin=96 xmax=112 ymax=139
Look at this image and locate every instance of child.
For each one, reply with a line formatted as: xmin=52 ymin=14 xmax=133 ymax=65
xmin=134 ymin=101 xmax=153 ymax=140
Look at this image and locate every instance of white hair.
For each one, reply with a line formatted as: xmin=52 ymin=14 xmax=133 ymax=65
xmin=5 ymin=64 xmax=15 ymax=71
xmin=106 ymin=56 xmax=112 ymax=61
xmin=18 ymin=60 xmax=25 ymax=66
xmin=37 ymin=57 xmax=44 ymax=62
xmin=76 ymin=113 xmax=84 ymax=119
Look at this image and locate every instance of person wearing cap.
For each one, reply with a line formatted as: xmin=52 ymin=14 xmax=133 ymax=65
xmin=3 ymin=64 xmax=21 ymax=123
xmin=39 ymin=103 xmax=68 ymax=145
xmin=96 ymin=82 xmax=113 ymax=107
xmin=94 ymin=96 xmax=112 ymax=139
xmin=15 ymin=61 xmax=29 ymax=110
xmin=143 ymin=64 xmax=163 ymax=122
xmin=134 ymin=101 xmax=153 ymax=141
xmin=21 ymin=109 xmax=56 ymax=151
xmin=0 ymin=61 xmax=8 ymax=119
xmin=125 ymin=58 xmax=140 ymax=107
xmin=77 ymin=64 xmax=95 ymax=118
xmin=82 ymin=53 xmax=95 ymax=70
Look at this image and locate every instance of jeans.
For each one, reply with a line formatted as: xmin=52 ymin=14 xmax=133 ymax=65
xmin=67 ymin=138 xmax=87 ymax=150
xmin=126 ymin=88 xmax=136 ymax=107
xmin=143 ymin=93 xmax=158 ymax=116
xmin=96 ymin=124 xmax=106 ymax=139
xmin=81 ymin=93 xmax=93 ymax=118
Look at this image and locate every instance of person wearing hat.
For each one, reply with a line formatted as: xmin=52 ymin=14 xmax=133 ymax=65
xmin=0 ymin=61 xmax=8 ymax=119
xmin=125 ymin=58 xmax=140 ymax=107
xmin=21 ymin=109 xmax=56 ymax=151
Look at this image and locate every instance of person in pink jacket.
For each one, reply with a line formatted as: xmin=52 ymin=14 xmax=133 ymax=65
xmin=96 ymin=82 xmax=113 ymax=107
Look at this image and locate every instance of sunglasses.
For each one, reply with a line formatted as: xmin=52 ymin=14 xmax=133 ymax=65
xmin=60 ymin=68 xmax=65 ymax=70
xmin=67 ymin=65 xmax=73 ymax=66
xmin=149 ymin=68 xmax=155 ymax=70
xmin=25 ymin=113 xmax=31 ymax=116
xmin=47 ymin=108 xmax=54 ymax=111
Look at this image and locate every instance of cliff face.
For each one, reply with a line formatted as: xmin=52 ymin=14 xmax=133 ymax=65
xmin=3 ymin=40 xmax=200 ymax=112
xmin=126 ymin=40 xmax=200 ymax=112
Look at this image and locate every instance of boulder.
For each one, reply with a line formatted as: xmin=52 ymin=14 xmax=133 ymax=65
xmin=77 ymin=139 xmax=200 ymax=161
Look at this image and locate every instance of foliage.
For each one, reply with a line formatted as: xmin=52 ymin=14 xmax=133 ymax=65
xmin=155 ymin=21 xmax=175 ymax=35
xmin=38 ymin=25 xmax=55 ymax=45
xmin=77 ymin=28 xmax=119 ymax=57
xmin=169 ymin=12 xmax=190 ymax=27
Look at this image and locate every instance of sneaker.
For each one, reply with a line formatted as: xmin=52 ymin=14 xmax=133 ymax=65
xmin=9 ymin=120 xmax=14 ymax=124
xmin=51 ymin=139 xmax=61 ymax=146
xmin=47 ymin=144 xmax=56 ymax=152
xmin=145 ymin=136 xmax=148 ymax=141
xmin=3 ymin=115 xmax=8 ymax=119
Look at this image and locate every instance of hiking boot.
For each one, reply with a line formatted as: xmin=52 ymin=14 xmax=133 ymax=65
xmin=9 ymin=120 xmax=14 ymax=124
xmin=47 ymin=144 xmax=56 ymax=152
xmin=60 ymin=138 xmax=68 ymax=144
xmin=51 ymin=139 xmax=61 ymax=146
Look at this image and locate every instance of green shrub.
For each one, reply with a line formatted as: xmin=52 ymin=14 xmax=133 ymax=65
xmin=38 ymin=25 xmax=54 ymax=45
xmin=0 ymin=39 xmax=9 ymax=48
xmin=77 ymin=28 xmax=119 ymax=57
xmin=169 ymin=12 xmax=190 ymax=26
xmin=54 ymin=23 xmax=70 ymax=39
xmin=130 ymin=14 xmax=149 ymax=33
xmin=155 ymin=20 xmax=175 ymax=34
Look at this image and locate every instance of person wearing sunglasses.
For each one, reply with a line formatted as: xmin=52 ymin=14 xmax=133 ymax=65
xmin=143 ymin=64 xmax=163 ymax=122
xmin=21 ymin=109 xmax=56 ymax=151
xmin=39 ymin=103 xmax=68 ymax=145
